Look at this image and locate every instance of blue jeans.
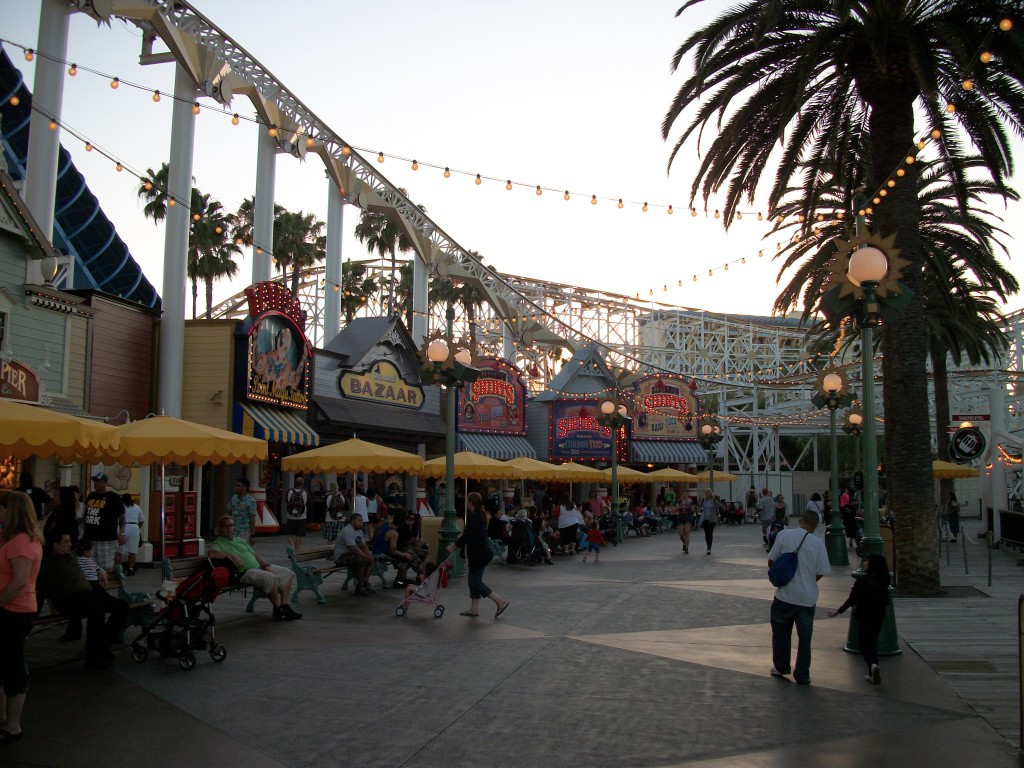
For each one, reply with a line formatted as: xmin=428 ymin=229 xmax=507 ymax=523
xmin=770 ymin=598 xmax=815 ymax=682
xmin=467 ymin=566 xmax=492 ymax=600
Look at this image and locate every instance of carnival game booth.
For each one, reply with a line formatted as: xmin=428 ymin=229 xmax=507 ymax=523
xmin=310 ymin=317 xmax=445 ymax=513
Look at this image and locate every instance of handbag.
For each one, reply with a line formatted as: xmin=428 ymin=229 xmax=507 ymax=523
xmin=768 ymin=531 xmax=809 ymax=587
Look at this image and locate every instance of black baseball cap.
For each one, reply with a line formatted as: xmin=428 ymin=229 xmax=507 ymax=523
xmin=91 ymin=472 xmax=108 ymax=482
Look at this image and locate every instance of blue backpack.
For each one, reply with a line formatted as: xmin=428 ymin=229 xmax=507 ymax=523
xmin=768 ymin=531 xmax=809 ymax=587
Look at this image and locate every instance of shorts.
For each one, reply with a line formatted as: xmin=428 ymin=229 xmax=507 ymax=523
xmin=322 ymin=521 xmax=341 ymax=541
xmin=240 ymin=564 xmax=292 ymax=594
xmin=284 ymin=518 xmax=306 ymax=537
xmin=118 ymin=523 xmax=142 ymax=555
xmin=93 ymin=539 xmax=117 ymax=570
xmin=587 ymin=543 xmax=601 ymax=554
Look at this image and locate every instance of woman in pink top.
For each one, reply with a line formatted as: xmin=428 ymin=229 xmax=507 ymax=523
xmin=0 ymin=491 xmax=44 ymax=742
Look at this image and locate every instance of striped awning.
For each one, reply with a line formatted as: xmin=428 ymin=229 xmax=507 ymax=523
xmin=236 ymin=402 xmax=319 ymax=448
xmin=630 ymin=440 xmax=706 ymax=465
xmin=457 ymin=432 xmax=537 ymax=460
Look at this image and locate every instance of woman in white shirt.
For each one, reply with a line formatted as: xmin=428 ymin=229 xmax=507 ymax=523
xmin=556 ymin=491 xmax=583 ymax=555
xmin=118 ymin=493 xmax=145 ymax=575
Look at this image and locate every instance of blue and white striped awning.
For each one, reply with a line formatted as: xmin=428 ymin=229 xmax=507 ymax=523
xmin=630 ymin=440 xmax=706 ymax=465
xmin=457 ymin=432 xmax=536 ymax=460
xmin=236 ymin=402 xmax=319 ymax=447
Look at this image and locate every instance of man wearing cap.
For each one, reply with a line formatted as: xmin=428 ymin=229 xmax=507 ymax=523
xmin=84 ymin=473 xmax=126 ymax=571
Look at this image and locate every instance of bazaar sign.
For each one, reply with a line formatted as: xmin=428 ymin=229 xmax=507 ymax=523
xmin=340 ymin=360 xmax=424 ymax=410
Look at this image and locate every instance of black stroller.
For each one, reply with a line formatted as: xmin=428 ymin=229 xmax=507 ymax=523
xmin=507 ymin=518 xmax=546 ymax=565
xmin=130 ymin=562 xmax=229 ymax=671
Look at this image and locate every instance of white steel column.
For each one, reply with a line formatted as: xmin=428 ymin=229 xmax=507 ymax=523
xmin=412 ymin=252 xmax=428 ymax=345
xmin=989 ymin=379 xmax=1006 ymax=542
xmin=252 ymin=130 xmax=277 ymax=283
xmin=23 ymin=0 xmax=70 ymax=284
xmin=156 ymin=64 xmax=198 ymax=418
xmin=324 ymin=178 xmax=343 ymax=339
xmin=502 ymin=322 xmax=515 ymax=361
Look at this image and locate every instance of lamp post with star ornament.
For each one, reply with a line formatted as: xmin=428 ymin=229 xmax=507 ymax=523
xmin=819 ymin=232 xmax=908 ymax=657
xmin=419 ymin=306 xmax=480 ymax=578
xmin=812 ymin=367 xmax=854 ymax=566
xmin=597 ymin=396 xmax=631 ymax=545
xmin=697 ymin=415 xmax=723 ymax=499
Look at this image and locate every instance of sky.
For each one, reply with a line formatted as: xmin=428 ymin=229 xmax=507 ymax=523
xmin=4 ymin=0 xmax=1024 ymax=320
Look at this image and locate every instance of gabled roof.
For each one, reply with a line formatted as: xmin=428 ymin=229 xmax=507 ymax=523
xmin=0 ymin=167 xmax=62 ymax=262
xmin=533 ymin=343 xmax=616 ymax=402
xmin=321 ymin=316 xmax=419 ymax=372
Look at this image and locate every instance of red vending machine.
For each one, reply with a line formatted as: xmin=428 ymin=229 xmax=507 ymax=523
xmin=181 ymin=491 xmax=200 ymax=556
xmin=149 ymin=491 xmax=182 ymax=559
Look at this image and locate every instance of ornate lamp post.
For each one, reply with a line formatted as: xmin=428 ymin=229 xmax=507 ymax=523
xmin=698 ymin=415 xmax=723 ymax=498
xmin=420 ymin=306 xmax=480 ymax=577
xmin=598 ymin=397 xmax=631 ymax=544
xmin=843 ymin=405 xmax=863 ymax=478
xmin=813 ymin=367 xmax=853 ymax=566
xmin=844 ymin=245 xmax=901 ymax=656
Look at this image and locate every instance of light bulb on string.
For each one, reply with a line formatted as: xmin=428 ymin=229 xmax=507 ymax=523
xmin=962 ymin=79 xmax=974 ymax=91
xmin=757 ymin=212 xmax=763 ymax=221
xmin=505 ymin=180 xmax=512 ymax=190
xmin=591 ymin=195 xmax=597 ymax=205
xmin=981 ymin=51 xmax=993 ymax=63
xmin=192 ymin=101 xmax=201 ymax=115
xmin=736 ymin=211 xmax=742 ymax=220
xmin=305 ymin=135 xmax=315 ymax=147
xmin=152 ymin=90 xmax=161 ymax=102
xmin=896 ymin=168 xmax=905 ymax=177
xmin=931 ymin=128 xmax=942 ymax=139
xmin=1000 ymin=18 xmax=1014 ymax=31
xmin=341 ymin=145 xmax=351 ymax=156
xmin=535 ymin=185 xmax=542 ymax=196
xmin=168 ymin=198 xmax=176 ymax=207
xmin=443 ymin=167 xmax=451 ymax=178
xmin=667 ymin=205 xmax=674 ymax=214
xmin=642 ymin=202 xmax=648 ymax=212
xmin=192 ymin=213 xmax=201 ymax=221
xmin=144 ymin=180 xmax=153 ymax=191
xmin=84 ymin=142 xmax=92 ymax=152
xmin=231 ymin=113 xmax=239 ymax=125
xmin=67 ymin=63 xmax=77 ymax=76
xmin=617 ymin=199 xmax=623 ymax=209
xmin=411 ymin=160 xmax=418 ymax=170
xmin=564 ymin=190 xmax=570 ymax=201
xmin=714 ymin=210 xmax=720 ymax=219
xmin=115 ymin=162 xmax=122 ymax=172
xmin=24 ymin=49 xmax=34 ymax=62
xmin=267 ymin=125 xmax=278 ymax=137
xmin=110 ymin=77 xmax=119 ymax=89
xmin=376 ymin=151 xmax=384 ymax=163
xmin=475 ymin=174 xmax=482 ymax=185
xmin=9 ymin=95 xmax=18 ymax=106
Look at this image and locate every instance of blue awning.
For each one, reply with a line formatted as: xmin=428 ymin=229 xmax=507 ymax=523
xmin=457 ymin=432 xmax=536 ymax=460
xmin=236 ymin=402 xmax=319 ymax=447
xmin=630 ymin=440 xmax=707 ymax=465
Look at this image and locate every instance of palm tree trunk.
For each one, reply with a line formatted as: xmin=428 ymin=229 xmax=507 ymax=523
xmin=932 ymin=347 xmax=953 ymax=511
xmin=205 ymin=276 xmax=214 ymax=320
xmin=869 ymin=87 xmax=939 ymax=594
xmin=291 ymin=265 xmax=300 ymax=298
xmin=191 ymin=277 xmax=198 ymax=320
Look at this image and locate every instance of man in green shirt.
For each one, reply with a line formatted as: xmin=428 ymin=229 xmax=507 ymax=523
xmin=208 ymin=516 xmax=301 ymax=621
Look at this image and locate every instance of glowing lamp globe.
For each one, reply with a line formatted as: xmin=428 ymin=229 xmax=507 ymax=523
xmin=849 ymin=412 xmax=863 ymax=426
xmin=617 ymin=405 xmax=628 ymax=418
xmin=453 ymin=348 xmax=472 ymax=366
xmin=847 ymin=247 xmax=888 ymax=287
xmin=823 ymin=372 xmax=843 ymax=394
xmin=701 ymin=423 xmax=713 ymax=437
xmin=426 ymin=339 xmax=450 ymax=363
xmin=600 ymin=400 xmax=616 ymax=416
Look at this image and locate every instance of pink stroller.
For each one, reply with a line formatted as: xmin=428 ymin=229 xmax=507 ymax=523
xmin=395 ymin=557 xmax=453 ymax=618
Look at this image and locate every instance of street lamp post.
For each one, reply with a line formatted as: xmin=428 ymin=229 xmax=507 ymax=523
xmin=845 ymin=245 xmax=901 ymax=656
xmin=698 ymin=415 xmax=722 ymax=499
xmin=813 ymin=368 xmax=853 ymax=566
xmin=598 ymin=398 xmax=631 ymax=544
xmin=421 ymin=306 xmax=480 ymax=578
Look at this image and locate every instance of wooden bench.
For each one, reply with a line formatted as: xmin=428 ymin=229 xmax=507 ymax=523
xmin=286 ymin=545 xmax=392 ymax=598
xmin=161 ymin=556 xmax=270 ymax=614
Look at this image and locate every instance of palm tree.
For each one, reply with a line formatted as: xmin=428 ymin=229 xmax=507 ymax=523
xmin=340 ymin=260 xmax=378 ymax=324
xmin=395 ymin=261 xmax=415 ymax=331
xmin=189 ymin=195 xmax=241 ymax=319
xmin=663 ymin=2 xmax=1024 ymax=594
xmin=138 ymin=167 xmax=240 ymax=318
xmin=273 ymin=210 xmax=326 ymax=297
xmin=354 ymin=188 xmax=424 ymax=316
xmin=230 ymin=196 xmax=286 ymax=254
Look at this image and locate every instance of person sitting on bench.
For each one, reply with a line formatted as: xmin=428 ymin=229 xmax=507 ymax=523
xmin=333 ymin=513 xmax=375 ymax=596
xmin=371 ymin=511 xmax=415 ymax=587
xmin=37 ymin=532 xmax=128 ymax=669
xmin=208 ymin=517 xmax=301 ymax=622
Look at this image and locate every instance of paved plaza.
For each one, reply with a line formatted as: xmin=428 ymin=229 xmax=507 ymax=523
xmin=7 ymin=519 xmax=1024 ymax=768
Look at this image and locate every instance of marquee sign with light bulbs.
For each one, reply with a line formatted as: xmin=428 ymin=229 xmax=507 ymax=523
xmin=550 ymin=401 xmax=613 ymax=461
xmin=243 ymin=282 xmax=311 ymax=409
xmin=630 ymin=374 xmax=698 ymax=440
xmin=457 ymin=357 xmax=527 ymax=435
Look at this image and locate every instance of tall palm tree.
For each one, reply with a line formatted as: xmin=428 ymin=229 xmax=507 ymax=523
xmin=138 ymin=167 xmax=240 ymax=318
xmin=189 ymin=195 xmax=241 ymax=319
xmin=354 ymin=188 xmax=424 ymax=316
xmin=273 ymin=210 xmax=326 ymax=297
xmin=395 ymin=261 xmax=415 ymax=331
xmin=662 ymin=2 xmax=1024 ymax=594
xmin=230 ymin=196 xmax=286 ymax=254
xmin=340 ymin=260 xmax=378 ymax=324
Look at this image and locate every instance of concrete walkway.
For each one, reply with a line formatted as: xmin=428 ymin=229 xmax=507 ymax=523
xmin=8 ymin=519 xmax=1024 ymax=768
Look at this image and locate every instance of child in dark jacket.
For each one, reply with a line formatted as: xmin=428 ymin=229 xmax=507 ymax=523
xmin=581 ymin=520 xmax=606 ymax=564
xmin=828 ymin=554 xmax=891 ymax=684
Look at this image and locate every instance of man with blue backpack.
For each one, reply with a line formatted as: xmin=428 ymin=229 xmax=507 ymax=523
xmin=767 ymin=509 xmax=830 ymax=685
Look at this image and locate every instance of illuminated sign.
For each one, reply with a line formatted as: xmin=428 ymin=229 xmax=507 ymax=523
xmin=245 ymin=282 xmax=311 ymax=410
xmin=949 ymin=427 xmax=986 ymax=464
xmin=550 ymin=400 xmax=613 ymax=460
xmin=631 ymin=374 xmax=698 ymax=440
xmin=340 ymin=360 xmax=424 ymax=410
xmin=457 ymin=357 xmax=527 ymax=435
xmin=0 ymin=359 xmax=41 ymax=403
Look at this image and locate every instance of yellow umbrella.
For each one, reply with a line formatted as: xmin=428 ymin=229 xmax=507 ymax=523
xmin=103 ymin=415 xmax=268 ymax=559
xmin=105 ymin=415 xmax=267 ymax=466
xmin=554 ymin=461 xmax=605 ymax=482
xmin=421 ymin=451 xmax=522 ymax=480
xmin=645 ymin=467 xmax=698 ymax=483
xmin=504 ymin=456 xmax=569 ymax=482
xmin=282 ymin=437 xmax=423 ymax=474
xmin=932 ymin=459 xmax=979 ymax=479
xmin=0 ymin=399 xmax=119 ymax=461
xmin=691 ymin=470 xmax=739 ymax=482
xmin=598 ymin=466 xmax=657 ymax=483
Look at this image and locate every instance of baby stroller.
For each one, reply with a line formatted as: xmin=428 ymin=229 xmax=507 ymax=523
xmin=395 ymin=557 xmax=453 ymax=618
xmin=766 ymin=519 xmax=786 ymax=553
xmin=599 ymin=513 xmax=620 ymax=545
xmin=508 ymin=519 xmax=545 ymax=565
xmin=130 ymin=562 xmax=229 ymax=671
